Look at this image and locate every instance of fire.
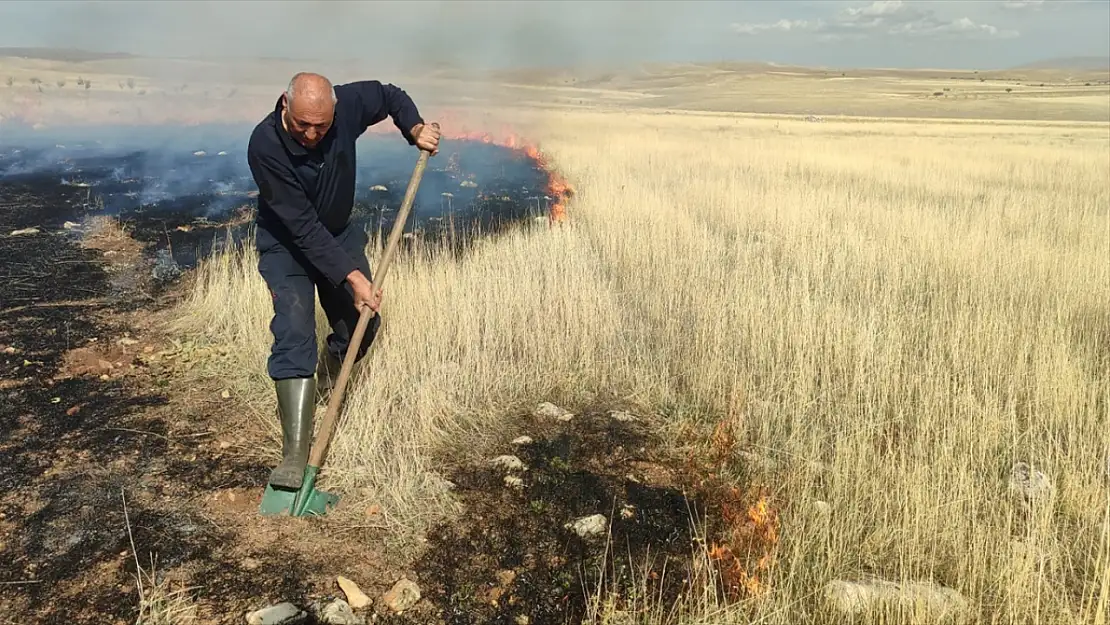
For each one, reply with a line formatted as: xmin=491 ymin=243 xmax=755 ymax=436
xmin=689 ymin=416 xmax=781 ymax=602
xmin=445 ymin=128 xmax=573 ymax=225
xmin=368 ymin=111 xmax=574 ymax=224
xmin=707 ymin=490 xmax=780 ymax=601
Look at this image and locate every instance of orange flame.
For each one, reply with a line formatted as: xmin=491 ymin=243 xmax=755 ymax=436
xmin=367 ymin=111 xmax=574 ymax=224
xmin=707 ymin=491 xmax=779 ymax=601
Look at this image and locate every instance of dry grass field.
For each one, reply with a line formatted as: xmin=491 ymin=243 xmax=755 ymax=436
xmin=174 ymin=102 xmax=1110 ymax=623
xmin=3 ymin=51 xmax=1109 ymax=623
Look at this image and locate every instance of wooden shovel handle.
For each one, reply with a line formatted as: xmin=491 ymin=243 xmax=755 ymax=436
xmin=307 ymin=136 xmax=435 ymax=468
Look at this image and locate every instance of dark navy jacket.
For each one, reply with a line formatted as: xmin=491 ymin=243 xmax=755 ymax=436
xmin=247 ymin=80 xmax=424 ymax=286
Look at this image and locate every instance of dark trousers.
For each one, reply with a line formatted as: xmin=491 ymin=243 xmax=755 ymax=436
xmin=256 ymin=225 xmax=381 ymax=380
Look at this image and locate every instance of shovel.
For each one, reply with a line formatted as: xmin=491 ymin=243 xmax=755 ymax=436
xmin=260 ymin=137 xmax=436 ymax=517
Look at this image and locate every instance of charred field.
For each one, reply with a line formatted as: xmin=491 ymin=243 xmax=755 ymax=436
xmin=0 ymin=122 xmax=774 ymax=624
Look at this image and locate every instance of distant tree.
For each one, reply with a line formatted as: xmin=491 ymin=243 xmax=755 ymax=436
xmin=6 ymin=76 xmax=14 ymax=87
xmin=57 ymin=79 xmax=66 ymax=88
xmin=1005 ymin=88 xmax=1012 ymax=93
xmin=85 ymin=80 xmax=92 ymax=90
xmin=127 ymin=77 xmax=135 ymax=89
xmin=29 ymin=77 xmax=41 ymax=85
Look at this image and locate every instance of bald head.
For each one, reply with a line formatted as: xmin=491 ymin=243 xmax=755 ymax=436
xmin=281 ymin=72 xmax=336 ymax=149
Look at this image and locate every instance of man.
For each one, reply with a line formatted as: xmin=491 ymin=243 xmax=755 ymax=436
xmin=246 ymin=72 xmax=440 ymax=489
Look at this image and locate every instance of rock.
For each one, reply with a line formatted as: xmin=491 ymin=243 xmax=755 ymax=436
xmin=314 ymin=598 xmax=365 ymax=625
xmin=823 ymin=579 xmax=969 ymax=619
xmin=382 ymin=578 xmax=421 ymax=613
xmin=511 ymin=435 xmax=533 ymax=446
xmin=504 ymin=475 xmax=524 ymax=490
xmin=534 ymin=402 xmax=573 ymax=421
xmin=565 ymin=514 xmax=608 ymax=539
xmin=336 ymin=575 xmax=371 ymax=609
xmin=490 ymin=455 xmax=526 ymax=472
xmin=63 ymin=221 xmax=80 ymax=229
xmin=1010 ymin=461 xmax=1053 ymax=503
xmin=609 ymin=410 xmax=638 ymax=422
xmin=116 ymin=337 xmax=139 ymax=346
xmin=10 ymin=227 xmax=40 ymax=236
xmin=370 ymin=184 xmax=388 ymax=191
xmin=245 ymin=602 xmax=307 ymax=625
xmin=152 ymin=248 xmax=182 ymax=281
xmin=241 ymin=557 xmax=260 ymax=570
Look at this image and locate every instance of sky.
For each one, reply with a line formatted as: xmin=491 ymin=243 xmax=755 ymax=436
xmin=0 ymin=0 xmax=1106 ymax=71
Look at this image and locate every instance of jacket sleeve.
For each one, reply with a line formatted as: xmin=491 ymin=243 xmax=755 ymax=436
xmin=345 ymin=80 xmax=425 ymax=144
xmin=247 ymin=145 xmax=358 ymax=287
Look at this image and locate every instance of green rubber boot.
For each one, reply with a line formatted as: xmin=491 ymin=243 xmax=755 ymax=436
xmin=268 ymin=377 xmax=316 ymax=490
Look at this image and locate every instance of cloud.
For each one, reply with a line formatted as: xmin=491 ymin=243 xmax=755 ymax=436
xmin=1000 ymin=0 xmax=1045 ymax=10
xmin=731 ymin=0 xmax=1019 ymax=41
xmin=731 ymin=19 xmax=819 ymax=35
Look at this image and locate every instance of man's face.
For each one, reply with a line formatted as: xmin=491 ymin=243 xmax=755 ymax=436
xmin=282 ymin=93 xmax=333 ymax=149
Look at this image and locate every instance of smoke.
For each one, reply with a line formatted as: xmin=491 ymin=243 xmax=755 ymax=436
xmin=0 ymin=121 xmax=555 ymax=235
xmin=0 ymin=1 xmax=742 ymax=75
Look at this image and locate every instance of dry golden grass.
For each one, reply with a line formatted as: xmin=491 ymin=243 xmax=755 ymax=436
xmin=172 ymin=104 xmax=1108 ymax=623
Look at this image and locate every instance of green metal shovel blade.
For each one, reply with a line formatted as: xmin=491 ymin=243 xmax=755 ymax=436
xmin=258 ymin=465 xmax=340 ymax=517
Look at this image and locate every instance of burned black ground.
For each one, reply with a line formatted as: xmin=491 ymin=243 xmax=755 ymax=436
xmin=1 ymin=131 xmax=558 ymax=276
xmin=403 ymin=408 xmax=710 ymax=625
xmin=0 ymin=165 xmax=336 ymax=622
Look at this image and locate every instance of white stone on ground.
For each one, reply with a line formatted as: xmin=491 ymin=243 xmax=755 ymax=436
xmin=534 ymin=402 xmax=573 ymax=421
xmin=823 ymin=579 xmax=969 ymax=619
xmin=490 ymin=455 xmax=526 ymax=472
xmin=565 ymin=514 xmax=608 ymax=539
xmin=608 ymin=410 xmax=638 ymax=422
xmin=335 ymin=575 xmax=371 ymax=608
xmin=382 ymin=578 xmax=421 ymax=614
xmin=245 ymin=602 xmax=307 ymax=625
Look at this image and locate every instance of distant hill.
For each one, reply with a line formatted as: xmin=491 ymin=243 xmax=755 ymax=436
xmin=1012 ymin=56 xmax=1110 ymax=71
xmin=0 ymin=47 xmax=136 ymax=62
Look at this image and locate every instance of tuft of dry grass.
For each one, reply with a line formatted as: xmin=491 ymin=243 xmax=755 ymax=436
xmin=172 ymin=107 xmax=1109 ymax=624
xmin=122 ymin=490 xmax=198 ymax=625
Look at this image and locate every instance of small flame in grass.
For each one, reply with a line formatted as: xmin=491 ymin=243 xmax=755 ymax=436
xmin=707 ymin=487 xmax=780 ymax=600
xmin=689 ymin=416 xmax=781 ymax=602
